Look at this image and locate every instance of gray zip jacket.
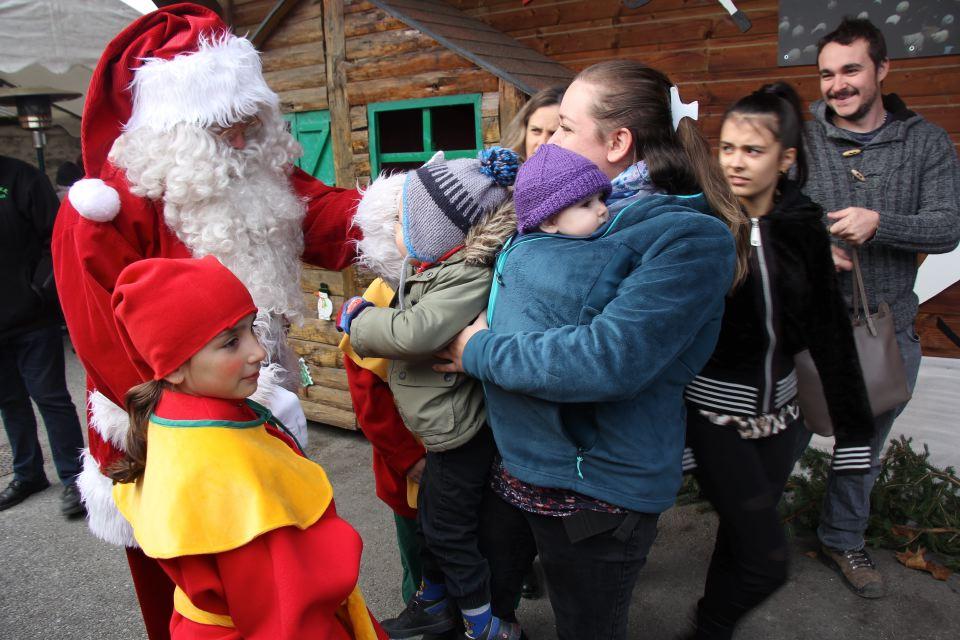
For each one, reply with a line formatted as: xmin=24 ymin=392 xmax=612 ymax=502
xmin=803 ymin=94 xmax=960 ymax=332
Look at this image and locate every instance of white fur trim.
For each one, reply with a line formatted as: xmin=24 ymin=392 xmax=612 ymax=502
xmin=68 ymin=179 xmax=121 ymax=222
xmin=126 ymin=34 xmax=278 ymax=133
xmin=88 ymin=390 xmax=129 ymax=452
xmin=77 ymin=450 xmax=138 ymax=548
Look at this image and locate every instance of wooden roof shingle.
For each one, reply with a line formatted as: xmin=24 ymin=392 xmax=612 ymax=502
xmin=367 ymin=0 xmax=573 ymax=95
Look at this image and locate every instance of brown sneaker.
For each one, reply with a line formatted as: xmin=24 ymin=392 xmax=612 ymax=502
xmin=820 ymin=545 xmax=887 ymax=599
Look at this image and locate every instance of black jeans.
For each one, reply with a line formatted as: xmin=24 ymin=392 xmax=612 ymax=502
xmin=418 ymin=425 xmax=498 ymax=609
xmin=524 ymin=507 xmax=659 ymax=640
xmin=686 ymin=409 xmax=803 ymax=639
xmin=478 ymin=488 xmax=538 ymax=621
xmin=0 ymin=326 xmax=84 ymax=484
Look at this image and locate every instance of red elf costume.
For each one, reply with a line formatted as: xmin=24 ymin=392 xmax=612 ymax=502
xmin=51 ymin=5 xmax=362 ymax=638
xmin=109 ymin=256 xmax=384 ymax=640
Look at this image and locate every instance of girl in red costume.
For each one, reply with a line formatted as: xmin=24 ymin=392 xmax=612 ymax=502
xmin=107 ymin=255 xmax=385 ymax=640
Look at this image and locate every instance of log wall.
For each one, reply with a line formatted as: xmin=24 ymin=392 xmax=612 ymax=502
xmin=449 ymin=0 xmax=960 ymax=149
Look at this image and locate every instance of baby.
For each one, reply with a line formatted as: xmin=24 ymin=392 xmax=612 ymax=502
xmin=514 ymin=143 xmax=612 ymax=236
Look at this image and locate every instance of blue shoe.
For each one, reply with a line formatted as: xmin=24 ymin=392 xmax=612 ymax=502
xmin=463 ymin=616 xmax=522 ymax=640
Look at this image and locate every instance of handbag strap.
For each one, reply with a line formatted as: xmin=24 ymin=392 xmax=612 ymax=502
xmin=850 ymin=250 xmax=878 ymax=336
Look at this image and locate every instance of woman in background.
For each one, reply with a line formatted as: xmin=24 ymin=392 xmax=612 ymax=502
xmin=501 ymin=86 xmax=566 ymax=161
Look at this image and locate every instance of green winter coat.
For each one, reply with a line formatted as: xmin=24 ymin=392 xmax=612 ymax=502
xmin=349 ymin=209 xmax=514 ymax=451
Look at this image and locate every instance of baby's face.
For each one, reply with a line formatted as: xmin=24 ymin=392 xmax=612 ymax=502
xmin=540 ymin=193 xmax=609 ymax=236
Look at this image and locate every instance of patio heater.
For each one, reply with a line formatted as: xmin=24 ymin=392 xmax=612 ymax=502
xmin=0 ymin=86 xmax=81 ymax=173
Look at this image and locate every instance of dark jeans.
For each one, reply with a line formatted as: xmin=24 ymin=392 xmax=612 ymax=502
xmin=810 ymin=327 xmax=923 ymax=552
xmin=478 ymin=489 xmax=538 ymax=621
xmin=523 ymin=507 xmax=659 ymax=640
xmin=0 ymin=326 xmax=84 ymax=484
xmin=686 ymin=409 xmax=803 ymax=639
xmin=418 ymin=425 xmax=498 ymax=609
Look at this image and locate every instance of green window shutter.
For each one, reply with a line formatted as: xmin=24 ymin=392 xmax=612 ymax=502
xmin=367 ymin=94 xmax=483 ymax=176
xmin=284 ymin=110 xmax=335 ymax=185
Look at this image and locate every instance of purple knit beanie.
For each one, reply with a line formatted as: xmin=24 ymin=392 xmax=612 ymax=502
xmin=514 ymin=144 xmax=612 ymax=234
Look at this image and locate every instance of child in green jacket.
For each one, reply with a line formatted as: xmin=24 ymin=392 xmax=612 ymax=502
xmin=338 ymin=148 xmax=520 ymax=640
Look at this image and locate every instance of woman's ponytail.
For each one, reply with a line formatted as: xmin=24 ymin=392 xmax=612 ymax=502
xmin=106 ymin=380 xmax=165 ymax=484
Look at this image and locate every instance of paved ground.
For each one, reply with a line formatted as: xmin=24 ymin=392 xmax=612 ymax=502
xmin=1 ymin=338 xmax=958 ymax=640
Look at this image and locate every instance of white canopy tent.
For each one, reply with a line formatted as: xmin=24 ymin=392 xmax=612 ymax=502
xmin=0 ymin=0 xmax=147 ymax=134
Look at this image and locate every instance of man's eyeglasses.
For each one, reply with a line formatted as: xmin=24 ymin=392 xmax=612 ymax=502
xmin=209 ymin=115 xmax=262 ymax=141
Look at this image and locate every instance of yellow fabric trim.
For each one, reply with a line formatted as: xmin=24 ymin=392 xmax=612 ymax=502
xmin=335 ymin=585 xmax=380 ymax=640
xmin=113 ymin=421 xmax=333 ymax=558
xmin=406 ymin=478 xmax=419 ymax=510
xmin=173 ymin=584 xmax=378 ymax=637
xmin=339 ymin=278 xmax=396 ymax=381
xmin=174 ymin=587 xmax=235 ymax=629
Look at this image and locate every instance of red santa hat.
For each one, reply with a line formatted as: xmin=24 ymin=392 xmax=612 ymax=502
xmin=112 ymin=256 xmax=258 ymax=381
xmin=80 ymin=2 xmax=277 ymax=180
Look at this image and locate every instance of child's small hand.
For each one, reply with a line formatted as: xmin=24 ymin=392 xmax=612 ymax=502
xmin=433 ymin=312 xmax=489 ymax=373
xmin=336 ymin=296 xmax=373 ymax=334
xmin=406 ymin=457 xmax=426 ymax=484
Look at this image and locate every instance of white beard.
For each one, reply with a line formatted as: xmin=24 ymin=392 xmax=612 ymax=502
xmin=109 ymin=109 xmax=307 ymax=384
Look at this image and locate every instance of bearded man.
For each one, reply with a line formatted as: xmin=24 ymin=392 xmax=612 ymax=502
xmin=52 ymin=6 xmax=362 ymax=638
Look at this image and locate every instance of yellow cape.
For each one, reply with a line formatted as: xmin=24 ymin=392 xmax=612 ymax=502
xmin=113 ymin=402 xmax=333 ymax=558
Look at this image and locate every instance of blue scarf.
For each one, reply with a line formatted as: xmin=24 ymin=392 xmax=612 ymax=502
xmin=606 ymin=161 xmax=663 ymax=214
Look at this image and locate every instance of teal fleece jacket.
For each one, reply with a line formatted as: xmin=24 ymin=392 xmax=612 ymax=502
xmin=462 ymin=193 xmax=735 ymax=513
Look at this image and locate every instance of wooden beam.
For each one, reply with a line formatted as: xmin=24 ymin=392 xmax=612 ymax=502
xmin=322 ymin=0 xmax=355 ymax=188
xmin=252 ymin=0 xmax=302 ymax=49
xmin=498 ymin=78 xmax=527 ymax=137
xmin=223 ymin=0 xmax=234 ymax=28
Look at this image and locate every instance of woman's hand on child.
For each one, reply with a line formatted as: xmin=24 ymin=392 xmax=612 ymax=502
xmin=406 ymin=457 xmax=426 ymax=484
xmin=433 ymin=312 xmax=489 ymax=373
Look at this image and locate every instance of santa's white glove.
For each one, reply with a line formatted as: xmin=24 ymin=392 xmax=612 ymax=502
xmin=269 ymin=386 xmax=309 ymax=449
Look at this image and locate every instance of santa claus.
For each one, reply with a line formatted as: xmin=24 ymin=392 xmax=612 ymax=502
xmin=52 ymin=5 xmax=362 ymax=638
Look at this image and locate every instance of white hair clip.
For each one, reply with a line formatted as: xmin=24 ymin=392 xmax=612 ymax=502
xmin=670 ymin=86 xmax=699 ymax=132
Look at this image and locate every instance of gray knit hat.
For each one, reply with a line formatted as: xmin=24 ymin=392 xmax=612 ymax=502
xmin=401 ymin=147 xmax=519 ymax=263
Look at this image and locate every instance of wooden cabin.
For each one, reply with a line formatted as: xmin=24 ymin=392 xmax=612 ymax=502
xmin=223 ymin=0 xmax=960 ymax=427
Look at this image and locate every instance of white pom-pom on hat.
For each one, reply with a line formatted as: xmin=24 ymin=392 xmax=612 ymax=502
xmin=69 ymin=179 xmax=121 ymax=222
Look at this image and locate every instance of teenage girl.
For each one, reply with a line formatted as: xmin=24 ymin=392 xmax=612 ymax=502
xmin=682 ymin=83 xmax=874 ymax=639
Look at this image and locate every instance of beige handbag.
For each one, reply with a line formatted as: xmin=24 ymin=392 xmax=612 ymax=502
xmin=794 ymin=251 xmax=912 ymax=437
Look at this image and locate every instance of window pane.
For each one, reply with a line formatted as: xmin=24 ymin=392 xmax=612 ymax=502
xmin=377 ymin=109 xmax=424 ymax=154
xmin=431 ymin=104 xmax=476 ymax=151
